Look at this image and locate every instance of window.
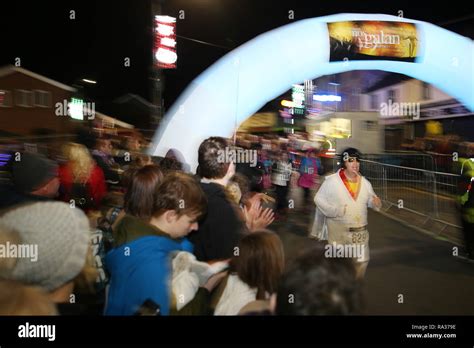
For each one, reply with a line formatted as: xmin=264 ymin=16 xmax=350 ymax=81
xmin=365 ymin=120 xmax=378 ymax=131
xmin=370 ymin=94 xmax=378 ymax=110
xmin=422 ymin=82 xmax=430 ymax=100
xmin=15 ymin=89 xmax=34 ymax=107
xmin=0 ymin=90 xmax=12 ymax=107
xmin=33 ymin=90 xmax=52 ymax=107
xmin=387 ymin=89 xmax=397 ymax=103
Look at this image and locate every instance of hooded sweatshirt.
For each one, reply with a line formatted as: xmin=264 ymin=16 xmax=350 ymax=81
xmin=104 ymin=215 xmax=193 ymax=315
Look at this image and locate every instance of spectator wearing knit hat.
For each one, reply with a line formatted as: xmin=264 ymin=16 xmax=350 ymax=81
xmin=0 ymin=152 xmax=59 ymax=210
xmin=0 ymin=201 xmax=97 ymax=314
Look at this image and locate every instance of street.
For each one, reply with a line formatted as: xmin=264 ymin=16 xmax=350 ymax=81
xmin=273 ymin=204 xmax=474 ymax=315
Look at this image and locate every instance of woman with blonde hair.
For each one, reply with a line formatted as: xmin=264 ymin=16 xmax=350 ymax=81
xmin=59 ymin=142 xmax=106 ymax=211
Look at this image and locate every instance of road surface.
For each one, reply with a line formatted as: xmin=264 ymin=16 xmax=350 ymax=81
xmin=272 ymin=205 xmax=474 ymax=315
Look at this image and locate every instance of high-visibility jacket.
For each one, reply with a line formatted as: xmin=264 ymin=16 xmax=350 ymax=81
xmin=457 ymin=158 xmax=474 ymax=223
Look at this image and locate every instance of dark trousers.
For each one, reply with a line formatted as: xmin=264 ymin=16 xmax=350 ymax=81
xmin=303 ymin=187 xmax=311 ymax=205
xmin=462 ymin=219 xmax=474 ymax=259
xmin=275 ymin=184 xmax=289 ymax=211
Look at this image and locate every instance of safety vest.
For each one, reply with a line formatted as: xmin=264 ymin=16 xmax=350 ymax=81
xmin=457 ymin=158 xmax=474 ymax=223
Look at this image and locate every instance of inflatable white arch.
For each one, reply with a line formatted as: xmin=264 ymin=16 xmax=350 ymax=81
xmin=151 ymin=13 xmax=473 ymax=172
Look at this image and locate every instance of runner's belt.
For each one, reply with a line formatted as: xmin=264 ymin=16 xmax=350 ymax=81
xmin=349 ymin=225 xmax=367 ymax=232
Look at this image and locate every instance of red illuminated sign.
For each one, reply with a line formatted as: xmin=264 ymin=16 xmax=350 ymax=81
xmin=154 ymin=15 xmax=177 ymax=69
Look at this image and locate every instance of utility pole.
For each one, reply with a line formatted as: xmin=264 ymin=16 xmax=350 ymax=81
xmin=150 ymin=0 xmax=165 ymax=130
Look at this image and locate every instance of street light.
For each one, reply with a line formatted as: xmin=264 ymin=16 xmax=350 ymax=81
xmin=81 ymin=78 xmax=97 ymax=84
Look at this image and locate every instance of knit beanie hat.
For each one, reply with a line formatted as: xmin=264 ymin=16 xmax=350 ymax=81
xmin=11 ymin=153 xmax=58 ymax=193
xmin=0 ymin=202 xmax=90 ymax=291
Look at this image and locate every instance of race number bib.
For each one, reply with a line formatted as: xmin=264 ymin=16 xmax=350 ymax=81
xmin=352 ymin=231 xmax=368 ymax=244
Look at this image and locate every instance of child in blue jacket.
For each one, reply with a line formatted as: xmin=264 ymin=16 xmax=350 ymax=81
xmin=105 ymin=172 xmax=207 ymax=315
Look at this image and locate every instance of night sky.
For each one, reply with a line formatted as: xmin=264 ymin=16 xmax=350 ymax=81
xmin=1 ymin=0 xmax=472 ymax=112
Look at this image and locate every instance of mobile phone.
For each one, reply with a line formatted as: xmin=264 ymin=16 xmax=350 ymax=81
xmin=134 ymin=299 xmax=161 ymax=316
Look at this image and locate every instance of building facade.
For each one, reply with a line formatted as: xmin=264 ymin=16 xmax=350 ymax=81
xmin=0 ymin=66 xmax=78 ymax=137
xmin=362 ymin=75 xmax=473 ymax=150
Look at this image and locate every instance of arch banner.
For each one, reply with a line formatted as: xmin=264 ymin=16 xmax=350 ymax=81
xmin=151 ymin=13 xmax=473 ymax=171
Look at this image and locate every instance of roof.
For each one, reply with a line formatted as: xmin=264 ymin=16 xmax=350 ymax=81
xmin=93 ymin=111 xmax=135 ymax=129
xmin=113 ymin=93 xmax=157 ymax=108
xmin=0 ymin=65 xmax=76 ymax=92
xmin=364 ymin=73 xmax=412 ymax=93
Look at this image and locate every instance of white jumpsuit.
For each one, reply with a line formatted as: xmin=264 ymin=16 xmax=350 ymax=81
xmin=311 ymin=169 xmax=380 ymax=263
